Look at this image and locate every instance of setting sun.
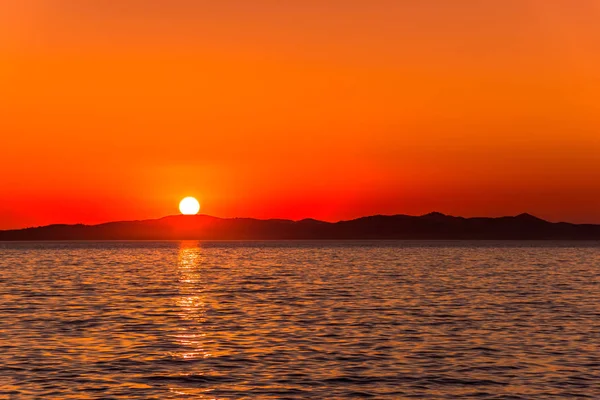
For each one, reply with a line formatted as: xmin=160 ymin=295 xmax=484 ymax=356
xmin=179 ymin=197 xmax=200 ymax=215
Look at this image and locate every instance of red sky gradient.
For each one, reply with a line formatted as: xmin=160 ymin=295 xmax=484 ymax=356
xmin=2 ymin=1 xmax=600 ymax=229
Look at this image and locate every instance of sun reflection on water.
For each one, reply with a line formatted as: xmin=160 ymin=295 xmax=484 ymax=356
xmin=173 ymin=241 xmax=211 ymax=361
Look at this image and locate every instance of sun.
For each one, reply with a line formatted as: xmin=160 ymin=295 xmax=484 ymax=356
xmin=179 ymin=197 xmax=200 ymax=215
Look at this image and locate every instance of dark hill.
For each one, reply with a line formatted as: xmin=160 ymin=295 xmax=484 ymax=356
xmin=2 ymin=213 xmax=600 ymax=240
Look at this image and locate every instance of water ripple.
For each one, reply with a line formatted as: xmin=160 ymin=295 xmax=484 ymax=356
xmin=0 ymin=240 xmax=599 ymax=398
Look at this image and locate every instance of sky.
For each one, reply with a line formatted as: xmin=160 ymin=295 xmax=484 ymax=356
xmin=2 ymin=0 xmax=600 ymax=229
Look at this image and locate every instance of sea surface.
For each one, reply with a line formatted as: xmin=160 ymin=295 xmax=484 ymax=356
xmin=0 ymin=241 xmax=599 ymax=399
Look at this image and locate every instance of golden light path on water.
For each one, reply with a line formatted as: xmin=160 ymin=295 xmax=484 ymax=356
xmin=170 ymin=241 xmax=214 ymax=398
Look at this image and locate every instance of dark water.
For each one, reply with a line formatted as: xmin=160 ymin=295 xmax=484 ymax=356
xmin=1 ymin=241 xmax=599 ymax=399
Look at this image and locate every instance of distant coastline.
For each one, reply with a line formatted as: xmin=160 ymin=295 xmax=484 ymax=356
xmin=2 ymin=212 xmax=600 ymax=241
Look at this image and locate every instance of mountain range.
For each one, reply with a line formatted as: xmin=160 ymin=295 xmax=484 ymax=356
xmin=2 ymin=212 xmax=600 ymax=240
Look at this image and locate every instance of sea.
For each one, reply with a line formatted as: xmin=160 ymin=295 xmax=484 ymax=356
xmin=0 ymin=241 xmax=599 ymax=399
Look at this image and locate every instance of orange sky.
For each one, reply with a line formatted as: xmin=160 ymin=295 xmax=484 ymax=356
xmin=2 ymin=1 xmax=600 ymax=229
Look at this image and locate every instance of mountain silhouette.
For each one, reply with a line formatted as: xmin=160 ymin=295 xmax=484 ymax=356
xmin=2 ymin=213 xmax=600 ymax=240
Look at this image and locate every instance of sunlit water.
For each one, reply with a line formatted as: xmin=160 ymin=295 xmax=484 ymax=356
xmin=1 ymin=241 xmax=599 ymax=399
